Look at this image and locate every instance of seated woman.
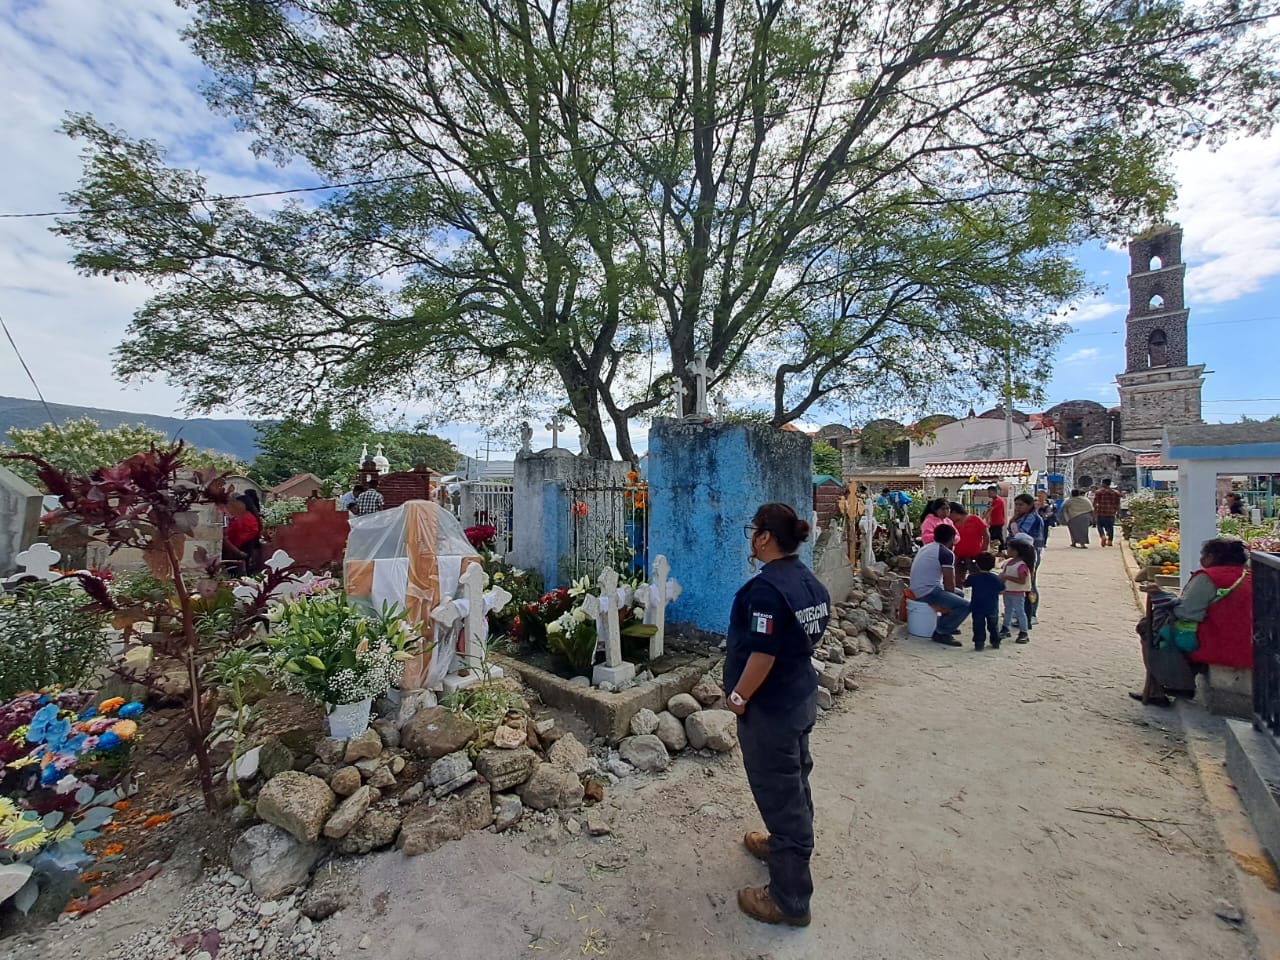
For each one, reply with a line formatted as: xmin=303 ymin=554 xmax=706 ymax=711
xmin=1131 ymin=537 xmax=1252 ymax=707
xmin=222 ymin=494 xmax=264 ymax=575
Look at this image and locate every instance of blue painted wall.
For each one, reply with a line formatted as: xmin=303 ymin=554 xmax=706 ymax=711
xmin=540 ymin=480 xmax=572 ymax=589
xmin=647 ymin=419 xmax=813 ymax=635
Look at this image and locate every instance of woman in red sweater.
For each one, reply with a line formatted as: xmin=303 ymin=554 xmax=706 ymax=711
xmin=1132 ymin=538 xmax=1252 ymax=706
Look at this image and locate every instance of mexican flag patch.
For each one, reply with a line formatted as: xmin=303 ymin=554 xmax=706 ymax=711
xmin=752 ymin=612 xmax=774 ymax=635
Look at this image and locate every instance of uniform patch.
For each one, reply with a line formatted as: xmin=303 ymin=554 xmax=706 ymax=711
xmin=752 ymin=612 xmax=774 ymax=635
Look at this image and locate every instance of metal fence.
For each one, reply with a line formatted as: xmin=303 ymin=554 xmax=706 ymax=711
xmin=564 ymin=481 xmax=648 ymax=582
xmin=1254 ymin=552 xmax=1280 ymax=740
xmin=450 ymin=481 xmax=514 ymax=556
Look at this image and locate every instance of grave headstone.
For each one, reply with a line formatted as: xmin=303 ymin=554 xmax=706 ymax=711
xmin=0 ymin=465 xmax=43 ymax=576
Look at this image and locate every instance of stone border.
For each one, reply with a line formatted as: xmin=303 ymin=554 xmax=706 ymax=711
xmin=490 ymin=653 xmax=718 ymax=744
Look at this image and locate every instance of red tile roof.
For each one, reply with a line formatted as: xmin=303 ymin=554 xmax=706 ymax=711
xmin=920 ymin=459 xmax=1030 ymax=479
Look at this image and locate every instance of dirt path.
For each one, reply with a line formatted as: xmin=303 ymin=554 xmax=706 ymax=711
xmin=9 ymin=539 xmax=1259 ymax=960
xmin=325 ymin=538 xmax=1257 ymax=960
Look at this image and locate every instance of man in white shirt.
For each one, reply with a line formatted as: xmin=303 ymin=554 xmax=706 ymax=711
xmin=908 ymin=524 xmax=970 ymax=647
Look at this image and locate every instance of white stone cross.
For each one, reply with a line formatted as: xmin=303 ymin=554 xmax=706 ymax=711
xmin=641 ymin=554 xmax=681 ymax=661
xmin=545 ymin=415 xmax=566 ymax=448
xmin=713 ymin=393 xmax=728 ymax=421
xmin=685 ymin=352 xmax=710 ymax=417
xmin=8 ymin=542 xmax=61 ymax=582
xmin=590 ymin=567 xmax=636 ymax=688
xmin=519 ymin=421 xmax=533 ymax=454
xmin=431 ymin=564 xmax=512 ymax=682
xmin=676 ymin=380 xmax=688 ymax=417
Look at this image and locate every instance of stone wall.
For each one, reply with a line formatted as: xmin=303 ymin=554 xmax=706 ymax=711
xmin=1043 ymin=400 xmax=1118 ymax=453
xmin=0 ymin=465 xmax=42 ymax=575
xmin=647 ymin=419 xmax=811 ymax=635
xmin=511 ymin=451 xmax=631 ymax=580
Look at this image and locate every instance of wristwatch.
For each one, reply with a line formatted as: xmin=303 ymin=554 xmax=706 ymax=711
xmin=729 ymin=691 xmax=748 ymax=707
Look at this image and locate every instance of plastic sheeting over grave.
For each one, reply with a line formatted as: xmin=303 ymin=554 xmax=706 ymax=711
xmin=343 ymin=500 xmax=482 ymax=689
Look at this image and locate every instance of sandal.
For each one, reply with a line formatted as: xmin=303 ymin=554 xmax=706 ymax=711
xmin=1128 ymin=691 xmax=1172 ymax=708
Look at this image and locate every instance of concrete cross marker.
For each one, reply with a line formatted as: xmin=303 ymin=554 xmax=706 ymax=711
xmin=11 ymin=542 xmax=60 ymax=582
xmin=544 ymin=416 xmax=566 ymax=448
xmin=591 ymin=567 xmax=635 ymax=688
xmin=684 ymin=352 xmax=710 ymax=418
xmin=433 ymin=563 xmax=511 ymax=693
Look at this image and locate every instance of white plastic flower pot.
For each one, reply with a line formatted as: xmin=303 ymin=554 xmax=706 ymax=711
xmin=905 ymin=600 xmax=938 ymax=637
xmin=325 ymin=698 xmax=373 ymax=739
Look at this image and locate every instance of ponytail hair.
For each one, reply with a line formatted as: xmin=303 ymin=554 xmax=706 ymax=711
xmin=1010 ymin=538 xmax=1037 ymax=569
xmin=751 ymin=502 xmax=811 ymax=553
xmin=238 ymin=490 xmax=263 ymax=519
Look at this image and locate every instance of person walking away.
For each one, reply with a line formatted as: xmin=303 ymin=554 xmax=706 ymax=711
xmin=1092 ymin=478 xmax=1121 ymax=546
xmin=965 ymin=553 xmax=1005 ymax=651
xmin=985 ymin=485 xmax=1007 ymax=548
xmin=998 ymin=538 xmax=1036 ymax=643
xmin=908 ymin=524 xmax=970 ymax=647
xmin=920 ymin=499 xmax=956 ymax=544
xmin=1059 ymin=489 xmax=1094 ymax=547
xmin=950 ymin=502 xmax=990 ymax=578
xmin=353 ymin=477 xmax=385 ymax=516
xmin=724 ymin=503 xmax=830 ymax=927
xmin=1227 ymin=492 xmax=1246 ymax=516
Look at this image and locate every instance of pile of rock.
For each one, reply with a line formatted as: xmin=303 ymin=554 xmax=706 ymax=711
xmin=609 ymin=680 xmax=739 ymax=774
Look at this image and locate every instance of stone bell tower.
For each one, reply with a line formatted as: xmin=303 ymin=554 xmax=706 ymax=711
xmin=1114 ymin=225 xmax=1206 ymax=448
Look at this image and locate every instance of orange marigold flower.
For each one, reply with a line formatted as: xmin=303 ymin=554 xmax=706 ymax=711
xmin=79 ymin=871 xmax=103 ymax=884
xmin=102 ymin=843 xmax=124 ymax=857
xmin=110 ymin=719 xmax=138 ymax=741
xmin=112 ymin=800 xmax=131 ymax=811
xmin=142 ymin=813 xmax=172 ymax=829
xmin=98 ymin=697 xmax=126 ymax=715
xmin=88 ymin=886 xmax=103 ymax=897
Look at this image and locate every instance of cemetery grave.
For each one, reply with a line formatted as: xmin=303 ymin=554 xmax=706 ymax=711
xmin=0 ymin=410 xmax=911 ymax=951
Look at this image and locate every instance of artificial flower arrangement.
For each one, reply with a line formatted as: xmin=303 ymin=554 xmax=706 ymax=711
xmin=1 ymin=690 xmax=141 ymax=885
xmin=265 ymin=594 xmax=421 ymax=709
xmin=464 ymin=524 xmax=498 ymax=552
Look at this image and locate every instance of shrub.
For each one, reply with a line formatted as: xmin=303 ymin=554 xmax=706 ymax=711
xmin=0 ymin=582 xmax=109 ymax=700
xmin=545 ymin=610 xmax=598 ymax=672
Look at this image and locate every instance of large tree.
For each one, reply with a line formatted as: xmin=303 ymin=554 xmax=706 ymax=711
xmin=56 ymin=0 xmax=1278 ymax=457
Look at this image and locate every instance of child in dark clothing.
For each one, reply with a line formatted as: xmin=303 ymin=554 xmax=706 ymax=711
xmin=964 ymin=553 xmax=1004 ymax=651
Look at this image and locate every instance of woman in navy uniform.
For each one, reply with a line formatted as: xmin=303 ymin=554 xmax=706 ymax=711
xmin=724 ymin=502 xmax=830 ymax=926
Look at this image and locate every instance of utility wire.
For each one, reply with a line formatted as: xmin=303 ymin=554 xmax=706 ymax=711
xmin=0 ymin=312 xmax=58 ymax=427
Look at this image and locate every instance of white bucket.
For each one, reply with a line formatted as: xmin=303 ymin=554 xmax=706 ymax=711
xmin=906 ymin=599 xmax=938 ymax=637
xmin=326 ymin=698 xmax=373 ymax=739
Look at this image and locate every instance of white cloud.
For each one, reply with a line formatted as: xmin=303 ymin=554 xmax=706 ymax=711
xmin=1063 ymin=347 xmax=1100 ymax=364
xmin=1174 ymin=135 xmax=1280 ymax=303
xmin=1059 ymin=298 xmax=1124 ymax=325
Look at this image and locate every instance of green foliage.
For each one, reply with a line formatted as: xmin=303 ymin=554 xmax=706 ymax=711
xmin=265 ymin=595 xmax=417 ymax=705
xmin=263 ymin=497 xmax=308 ymax=527
xmin=812 ymin=441 xmax=842 ymax=477
xmin=546 ymin=616 xmax=599 ymax=674
xmin=442 ymin=677 xmax=524 ymax=731
xmin=1125 ymin=491 xmax=1180 ymax=538
xmin=251 ymin=411 xmax=457 ymax=490
xmin=53 ymin=2 xmax=1280 ymax=456
xmin=4 ymin=418 xmax=240 ymax=488
xmin=0 ymin=582 xmax=109 ymax=700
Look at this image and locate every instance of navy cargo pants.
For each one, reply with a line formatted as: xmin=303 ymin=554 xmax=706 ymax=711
xmin=737 ymin=692 xmax=819 ymax=918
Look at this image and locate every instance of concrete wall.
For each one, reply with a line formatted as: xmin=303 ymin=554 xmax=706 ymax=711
xmin=909 ymin=416 xmax=1048 ymax=471
xmin=0 ymin=465 xmax=42 ymax=575
xmin=647 ymin=419 xmax=812 ymax=635
xmin=512 ymin=450 xmax=631 ymax=579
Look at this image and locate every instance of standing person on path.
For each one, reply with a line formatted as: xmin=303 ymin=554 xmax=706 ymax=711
xmin=950 ymin=501 xmax=990 ymax=578
xmin=723 ymin=503 xmax=830 ymax=927
xmin=1059 ymin=489 xmax=1095 ymax=547
xmin=965 ymin=553 xmax=1004 ymax=651
xmin=1092 ymin=478 xmax=1121 ymax=546
xmin=998 ymin=538 xmax=1036 ymax=643
xmin=909 ymin=524 xmax=970 ymax=647
xmin=985 ymin=485 xmax=1007 ymax=548
xmin=1009 ymin=494 xmax=1046 ymax=621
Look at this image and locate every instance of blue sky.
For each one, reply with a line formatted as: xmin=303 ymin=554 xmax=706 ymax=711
xmin=1 ymin=1 xmax=1278 ymax=463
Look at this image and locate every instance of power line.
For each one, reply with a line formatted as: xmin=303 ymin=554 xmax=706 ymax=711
xmin=0 ymin=313 xmax=58 ymax=427
xmin=0 ymin=11 xmax=1276 ymax=222
xmin=1065 ymin=315 xmax=1280 ymax=337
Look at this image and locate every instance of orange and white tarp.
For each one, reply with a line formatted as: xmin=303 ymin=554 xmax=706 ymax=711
xmin=344 ymin=500 xmax=481 ymax=689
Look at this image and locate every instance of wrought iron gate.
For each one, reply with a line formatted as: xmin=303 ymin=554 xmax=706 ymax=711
xmin=564 ymin=480 xmax=648 ymax=581
xmin=453 ymin=481 xmax=514 ymax=556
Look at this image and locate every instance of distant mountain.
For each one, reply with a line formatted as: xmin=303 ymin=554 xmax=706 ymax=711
xmin=0 ymin=395 xmax=267 ymax=464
